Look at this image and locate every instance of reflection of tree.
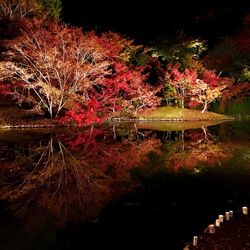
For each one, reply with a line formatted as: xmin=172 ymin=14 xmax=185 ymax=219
xmin=0 ymin=125 xmax=237 ymax=225
xmin=166 ymin=128 xmax=233 ymax=171
xmin=0 ymin=127 xmax=161 ymax=224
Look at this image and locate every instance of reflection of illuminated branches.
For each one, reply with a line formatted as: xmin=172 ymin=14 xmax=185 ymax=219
xmin=1 ymin=136 xmax=111 ymax=221
xmin=201 ymin=126 xmax=215 ymax=142
xmin=167 ymin=127 xmax=233 ymax=171
xmin=133 ymin=124 xmax=146 ymax=140
xmin=0 ymin=127 xmax=162 ymax=223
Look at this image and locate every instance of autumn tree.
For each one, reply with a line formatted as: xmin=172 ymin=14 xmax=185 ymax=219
xmin=190 ymin=79 xmax=226 ymax=113
xmin=0 ymin=18 xmax=162 ymax=124
xmin=60 ymin=32 xmax=162 ymax=124
xmin=0 ymin=0 xmax=42 ymax=20
xmin=0 ymin=19 xmax=111 ymax=118
xmin=93 ymin=31 xmax=162 ymax=114
xmin=188 ymin=70 xmax=228 ymax=112
xmin=164 ymin=65 xmax=229 ymax=112
xmin=100 ymin=62 xmax=162 ymax=115
xmin=165 ymin=64 xmax=197 ymax=108
xmin=95 ymin=31 xmax=143 ymax=63
xmin=0 ymin=0 xmax=63 ymax=20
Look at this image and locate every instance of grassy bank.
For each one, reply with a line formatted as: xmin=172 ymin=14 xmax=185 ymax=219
xmin=0 ymin=104 xmax=57 ymax=128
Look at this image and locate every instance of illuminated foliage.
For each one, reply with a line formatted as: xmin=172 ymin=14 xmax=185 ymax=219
xmin=0 ymin=0 xmax=62 ymax=20
xmin=94 ymin=31 xmax=143 ymax=63
xmin=151 ymin=35 xmax=207 ymax=69
xmin=38 ymin=0 xmax=62 ymax=20
xmin=190 ymin=70 xmax=228 ymax=113
xmin=164 ymin=65 xmax=230 ymax=111
xmin=221 ymin=82 xmax=250 ymax=102
xmin=165 ymin=64 xmax=197 ymax=108
xmin=0 ymin=0 xmax=42 ymax=20
xmin=190 ymin=80 xmax=226 ymax=113
xmin=0 ymin=19 xmax=111 ymax=118
xmin=0 ymin=19 xmax=161 ymax=124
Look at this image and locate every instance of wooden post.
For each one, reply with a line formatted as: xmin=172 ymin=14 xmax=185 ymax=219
xmin=215 ymin=219 xmax=220 ymax=227
xmin=219 ymin=215 xmax=224 ymax=223
xmin=229 ymin=210 xmax=233 ymax=218
xmin=193 ymin=236 xmax=198 ymax=246
xmin=242 ymin=206 xmax=248 ymax=215
xmin=208 ymin=224 xmax=215 ymax=233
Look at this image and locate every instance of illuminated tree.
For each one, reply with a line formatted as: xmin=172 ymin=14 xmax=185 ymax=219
xmin=0 ymin=20 xmax=111 ymax=118
xmin=0 ymin=20 xmax=161 ymax=124
xmin=165 ymin=65 xmax=229 ymax=112
xmin=189 ymin=70 xmax=228 ymax=113
xmin=0 ymin=0 xmax=42 ymax=20
xmin=165 ymin=64 xmax=197 ymax=108
xmin=190 ymin=79 xmax=226 ymax=113
xmin=95 ymin=31 xmax=143 ymax=63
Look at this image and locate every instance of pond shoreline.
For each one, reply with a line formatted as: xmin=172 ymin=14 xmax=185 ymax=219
xmin=107 ymin=117 xmax=234 ymax=122
xmin=0 ymin=117 xmax=235 ymax=129
xmin=0 ymin=103 xmax=234 ymax=129
xmin=186 ymin=208 xmax=250 ymax=250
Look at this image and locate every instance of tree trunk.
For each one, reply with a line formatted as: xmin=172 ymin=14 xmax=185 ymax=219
xmin=201 ymin=102 xmax=208 ymax=113
xmin=181 ymin=98 xmax=184 ymax=108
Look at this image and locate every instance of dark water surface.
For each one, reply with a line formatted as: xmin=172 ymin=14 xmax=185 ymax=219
xmin=0 ymin=120 xmax=249 ymax=249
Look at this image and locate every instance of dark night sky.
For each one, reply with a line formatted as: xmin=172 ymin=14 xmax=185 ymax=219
xmin=62 ymin=0 xmax=250 ymax=43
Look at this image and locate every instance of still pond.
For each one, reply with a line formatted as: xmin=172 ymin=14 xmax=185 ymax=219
xmin=0 ymin=119 xmax=249 ymax=249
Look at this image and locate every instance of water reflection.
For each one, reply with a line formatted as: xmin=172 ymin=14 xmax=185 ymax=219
xmin=0 ymin=120 xmax=249 ymax=249
xmin=165 ymin=128 xmax=233 ymax=171
xmin=0 ymin=126 xmax=161 ymax=224
xmin=135 ymin=119 xmax=230 ymax=131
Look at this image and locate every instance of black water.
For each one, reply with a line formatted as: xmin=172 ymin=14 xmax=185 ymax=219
xmin=0 ymin=120 xmax=249 ymax=249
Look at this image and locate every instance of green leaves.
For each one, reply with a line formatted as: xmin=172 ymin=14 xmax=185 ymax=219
xmin=39 ymin=0 xmax=62 ymax=20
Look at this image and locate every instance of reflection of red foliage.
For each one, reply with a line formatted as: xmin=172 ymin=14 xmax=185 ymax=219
xmin=185 ymin=130 xmax=204 ymax=141
xmin=63 ymin=127 xmax=162 ymax=178
xmin=168 ymin=131 xmax=233 ymax=172
xmin=0 ymin=127 xmax=161 ymax=224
